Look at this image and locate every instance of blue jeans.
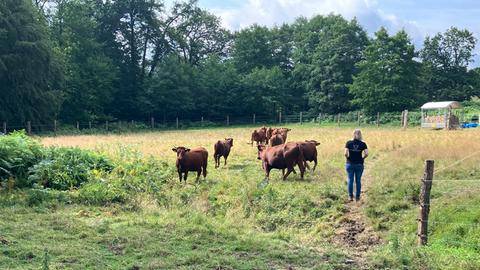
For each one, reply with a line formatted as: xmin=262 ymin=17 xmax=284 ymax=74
xmin=346 ymin=163 xmax=364 ymax=199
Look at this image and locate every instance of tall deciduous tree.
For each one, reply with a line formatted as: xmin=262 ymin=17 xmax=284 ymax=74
xmin=350 ymin=28 xmax=423 ymax=114
xmin=50 ymin=0 xmax=118 ymax=122
xmin=293 ymin=15 xmax=368 ymax=114
xmin=99 ymin=0 xmax=163 ymax=119
xmin=0 ymin=0 xmax=64 ymax=125
xmin=169 ymin=0 xmax=231 ymax=66
xmin=421 ymin=27 xmax=477 ymax=100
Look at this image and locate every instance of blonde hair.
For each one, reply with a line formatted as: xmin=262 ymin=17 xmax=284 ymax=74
xmin=353 ymin=129 xmax=363 ymax=141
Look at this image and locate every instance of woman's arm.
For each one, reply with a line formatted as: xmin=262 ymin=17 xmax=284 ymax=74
xmin=344 ymin=148 xmax=349 ymax=158
xmin=363 ymin=149 xmax=369 ymax=159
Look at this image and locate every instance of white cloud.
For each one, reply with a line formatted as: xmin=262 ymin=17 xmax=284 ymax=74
xmin=211 ymin=0 xmax=423 ymax=42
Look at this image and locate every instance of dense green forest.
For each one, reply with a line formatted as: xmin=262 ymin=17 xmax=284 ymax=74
xmin=1 ymin=0 xmax=479 ymax=125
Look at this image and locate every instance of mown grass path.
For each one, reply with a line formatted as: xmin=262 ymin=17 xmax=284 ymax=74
xmin=333 ymin=154 xmax=383 ymax=269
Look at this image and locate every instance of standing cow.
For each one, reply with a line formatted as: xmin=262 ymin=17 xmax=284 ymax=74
xmin=272 ymin=128 xmax=291 ymax=142
xmin=214 ymin=138 xmax=234 ymax=168
xmin=250 ymin=127 xmax=267 ymax=145
xmin=269 ymin=133 xmax=284 ymax=147
xmin=257 ymin=142 xmax=305 ymax=180
xmin=298 ymin=140 xmax=321 ymax=172
xmin=172 ymin=146 xmax=208 ymax=182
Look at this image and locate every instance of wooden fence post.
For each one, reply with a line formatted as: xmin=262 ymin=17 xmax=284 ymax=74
xmin=279 ymin=111 xmax=282 ymax=124
xmin=318 ymin=113 xmax=321 ymax=125
xmin=357 ymin=112 xmax=360 ymax=126
xmin=401 ymin=111 xmax=405 ymax=127
xmin=227 ymin=115 xmax=230 ymax=126
xmin=151 ymin=117 xmax=155 ymax=129
xmin=253 ymin=114 xmax=256 ymax=125
xmin=376 ymin=112 xmax=380 ymax=127
xmin=89 ymin=121 xmax=92 ymax=129
xmin=417 ymin=160 xmax=434 ymax=246
xmin=176 ymin=117 xmax=179 ymax=129
xmin=403 ymin=110 xmax=409 ymax=129
xmin=201 ymin=116 xmax=204 ymax=127
xmin=3 ymin=121 xmax=6 ymax=134
xmin=27 ymin=121 xmax=31 ymax=135
xmin=337 ymin=113 xmax=340 ymax=126
xmin=105 ymin=121 xmax=109 ymax=131
xmin=300 ymin=112 xmax=303 ymax=125
xmin=76 ymin=121 xmax=80 ymax=130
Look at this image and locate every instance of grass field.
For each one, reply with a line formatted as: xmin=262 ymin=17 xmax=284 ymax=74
xmin=1 ymin=124 xmax=480 ymax=269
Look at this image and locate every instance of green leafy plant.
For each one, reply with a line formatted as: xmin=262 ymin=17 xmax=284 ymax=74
xmin=0 ymin=131 xmax=44 ymax=188
xmin=28 ymin=147 xmax=113 ymax=190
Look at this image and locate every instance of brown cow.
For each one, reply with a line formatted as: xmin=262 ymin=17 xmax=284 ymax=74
xmin=250 ymin=127 xmax=267 ymax=145
xmin=214 ymin=138 xmax=233 ymax=168
xmin=257 ymin=142 xmax=305 ymax=180
xmin=269 ymin=133 xmax=284 ymax=147
xmin=298 ymin=140 xmax=321 ymax=172
xmin=266 ymin=127 xmax=274 ymax=143
xmin=272 ymin=128 xmax=291 ymax=142
xmin=172 ymin=146 xmax=208 ymax=182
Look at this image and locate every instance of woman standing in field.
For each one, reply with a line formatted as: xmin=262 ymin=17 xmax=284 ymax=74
xmin=344 ymin=129 xmax=368 ymax=202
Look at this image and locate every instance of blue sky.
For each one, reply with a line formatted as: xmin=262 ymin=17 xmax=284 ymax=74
xmin=188 ymin=0 xmax=480 ymax=66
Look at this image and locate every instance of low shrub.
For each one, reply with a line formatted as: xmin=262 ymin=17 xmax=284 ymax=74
xmin=28 ymin=147 xmax=113 ymax=190
xmin=77 ymin=179 xmax=127 ymax=205
xmin=0 ymin=131 xmax=44 ymax=188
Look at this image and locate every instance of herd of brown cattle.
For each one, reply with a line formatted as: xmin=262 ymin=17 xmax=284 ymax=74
xmin=172 ymin=127 xmax=320 ymax=182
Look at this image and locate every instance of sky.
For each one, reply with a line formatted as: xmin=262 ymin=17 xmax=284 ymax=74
xmin=186 ymin=0 xmax=480 ymax=66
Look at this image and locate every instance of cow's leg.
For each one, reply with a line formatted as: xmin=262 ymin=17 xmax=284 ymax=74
xmin=283 ymin=166 xmax=294 ymax=180
xmin=282 ymin=168 xmax=285 ymax=177
xmin=304 ymin=161 xmax=311 ymax=171
xmin=298 ymin=158 xmax=306 ymax=180
xmin=196 ymin=170 xmax=201 ymax=182
xmin=216 ymin=155 xmax=220 ymax=168
xmin=224 ymin=155 xmax=228 ymax=166
xmin=184 ymin=171 xmax=188 ymax=182
xmin=313 ymin=158 xmax=317 ymax=172
xmin=178 ymin=171 xmax=182 ymax=182
xmin=202 ymin=164 xmax=207 ymax=178
xmin=264 ymin=164 xmax=271 ymax=179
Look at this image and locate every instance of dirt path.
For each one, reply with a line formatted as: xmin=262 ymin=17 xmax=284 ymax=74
xmin=332 ymin=159 xmax=382 ymax=269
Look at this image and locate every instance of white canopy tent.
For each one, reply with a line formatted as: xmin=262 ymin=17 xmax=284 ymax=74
xmin=421 ymin=101 xmax=462 ymax=129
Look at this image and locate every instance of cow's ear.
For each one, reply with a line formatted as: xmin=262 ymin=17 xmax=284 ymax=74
xmin=186 ymin=148 xmax=191 ymax=152
xmin=172 ymin=148 xmax=177 ymax=152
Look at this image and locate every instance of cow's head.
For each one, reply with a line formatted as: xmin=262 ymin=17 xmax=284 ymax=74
xmin=172 ymin=146 xmax=190 ymax=160
xmin=305 ymin=140 xmax=320 ymax=146
xmin=257 ymin=144 xmax=266 ymax=160
xmin=225 ymin=138 xmax=234 ymax=147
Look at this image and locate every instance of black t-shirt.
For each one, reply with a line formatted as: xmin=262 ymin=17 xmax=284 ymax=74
xmin=345 ymin=139 xmax=368 ymax=164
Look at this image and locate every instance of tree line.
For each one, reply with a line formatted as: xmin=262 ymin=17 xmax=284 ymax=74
xmin=1 ymin=0 xmax=479 ymax=125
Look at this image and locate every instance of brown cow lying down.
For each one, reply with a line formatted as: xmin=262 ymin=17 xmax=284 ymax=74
xmin=172 ymin=146 xmax=208 ymax=182
xmin=298 ymin=140 xmax=321 ymax=172
xmin=214 ymin=138 xmax=233 ymax=168
xmin=272 ymin=128 xmax=291 ymax=142
xmin=250 ymin=127 xmax=267 ymax=146
xmin=269 ymin=133 xmax=284 ymax=147
xmin=257 ymin=142 xmax=305 ymax=180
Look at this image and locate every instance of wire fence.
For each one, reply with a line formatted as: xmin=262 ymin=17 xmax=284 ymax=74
xmin=0 ymin=110 xmax=425 ymax=135
xmin=417 ymin=156 xmax=480 ymax=251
